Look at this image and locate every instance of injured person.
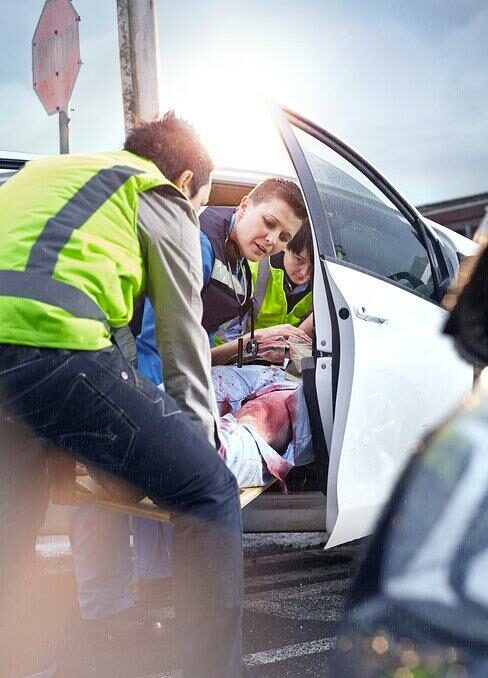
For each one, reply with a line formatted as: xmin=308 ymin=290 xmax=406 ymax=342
xmin=210 ymin=364 xmax=314 ymax=488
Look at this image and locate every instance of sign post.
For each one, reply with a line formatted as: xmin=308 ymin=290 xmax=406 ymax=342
xmin=32 ymin=0 xmax=81 ymax=154
xmin=116 ymin=0 xmax=161 ymax=135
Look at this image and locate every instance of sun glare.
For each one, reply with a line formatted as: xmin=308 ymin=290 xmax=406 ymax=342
xmin=170 ymin=58 xmax=295 ymax=176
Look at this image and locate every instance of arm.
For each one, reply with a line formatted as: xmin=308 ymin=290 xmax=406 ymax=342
xmin=200 ymin=230 xmax=214 ymax=286
xmin=299 ymin=312 xmax=314 ymax=338
xmin=138 ymin=189 xmax=219 ymax=448
xmin=210 ymin=323 xmax=312 ymax=366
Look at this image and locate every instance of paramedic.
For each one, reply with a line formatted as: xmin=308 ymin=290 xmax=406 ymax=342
xmin=218 ymin=220 xmax=314 ymax=345
xmin=138 ymin=177 xmax=310 ymax=380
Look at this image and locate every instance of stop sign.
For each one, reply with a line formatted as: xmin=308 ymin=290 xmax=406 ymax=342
xmin=32 ymin=0 xmax=81 ymax=115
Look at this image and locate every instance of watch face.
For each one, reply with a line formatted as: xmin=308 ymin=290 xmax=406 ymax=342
xmin=246 ymin=339 xmax=259 ymax=357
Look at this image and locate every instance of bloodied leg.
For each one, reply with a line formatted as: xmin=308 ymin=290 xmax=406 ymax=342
xmin=235 ymin=389 xmax=293 ymax=453
xmin=217 ymin=379 xmax=314 ymax=487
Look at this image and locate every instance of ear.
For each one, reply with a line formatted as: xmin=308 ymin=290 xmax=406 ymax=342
xmin=174 ymin=170 xmax=194 ymax=198
xmin=236 ymin=194 xmax=250 ymax=219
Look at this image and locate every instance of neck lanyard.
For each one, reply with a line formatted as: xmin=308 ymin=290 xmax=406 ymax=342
xmin=224 ymin=221 xmax=259 ymax=367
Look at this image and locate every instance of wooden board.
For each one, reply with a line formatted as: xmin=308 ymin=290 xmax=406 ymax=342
xmin=74 ymin=475 xmax=276 ymax=523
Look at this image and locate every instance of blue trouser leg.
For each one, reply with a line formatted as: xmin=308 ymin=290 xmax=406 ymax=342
xmin=69 ymin=512 xmax=173 ymax=619
xmin=69 ymin=506 xmax=134 ymax=620
xmin=133 ymin=517 xmax=173 ymax=579
xmin=0 ymin=344 xmax=243 ymax=678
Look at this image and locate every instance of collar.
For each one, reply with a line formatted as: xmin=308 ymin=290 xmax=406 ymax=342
xmin=285 ymin=275 xmax=310 ymax=297
xmin=270 ymin=251 xmax=285 ymax=270
xmin=225 ymin=210 xmax=242 ymax=274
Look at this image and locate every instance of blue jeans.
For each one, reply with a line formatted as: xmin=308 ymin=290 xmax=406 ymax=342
xmin=69 ymin=507 xmax=173 ymax=620
xmin=69 ymin=506 xmax=134 ymax=619
xmin=133 ymin=517 xmax=173 ymax=579
xmin=0 ymin=344 xmax=243 ymax=678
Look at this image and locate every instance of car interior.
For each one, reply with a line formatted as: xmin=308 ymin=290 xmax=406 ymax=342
xmin=208 ymin=176 xmax=326 ymax=496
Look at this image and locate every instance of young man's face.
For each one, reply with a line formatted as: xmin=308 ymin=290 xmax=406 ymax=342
xmin=231 ymin=196 xmax=303 ymax=261
xmin=283 ymin=247 xmax=313 ymax=285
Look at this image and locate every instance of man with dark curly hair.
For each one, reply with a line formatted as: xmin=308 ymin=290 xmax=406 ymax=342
xmin=0 ymin=112 xmax=243 ymax=678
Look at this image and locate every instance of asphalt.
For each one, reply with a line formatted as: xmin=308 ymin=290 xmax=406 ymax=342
xmin=30 ymin=532 xmax=366 ymax=678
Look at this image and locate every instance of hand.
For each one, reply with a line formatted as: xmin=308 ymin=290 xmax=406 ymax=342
xmin=253 ymin=324 xmax=312 ymax=345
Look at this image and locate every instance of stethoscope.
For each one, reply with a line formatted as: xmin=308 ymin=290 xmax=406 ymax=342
xmin=224 ymin=231 xmax=259 ymax=368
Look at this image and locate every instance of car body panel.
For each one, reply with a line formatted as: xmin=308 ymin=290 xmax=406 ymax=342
xmin=323 ymin=261 xmax=472 ymax=547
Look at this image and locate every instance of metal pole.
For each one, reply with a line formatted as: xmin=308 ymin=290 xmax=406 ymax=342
xmin=59 ymin=107 xmax=70 ymax=154
xmin=116 ymin=0 xmax=161 ymax=136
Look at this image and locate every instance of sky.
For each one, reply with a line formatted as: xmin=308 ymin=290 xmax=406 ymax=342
xmin=1 ymin=0 xmax=487 ymax=205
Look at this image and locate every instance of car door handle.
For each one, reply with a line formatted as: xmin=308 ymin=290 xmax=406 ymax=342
xmin=353 ymin=306 xmax=388 ymax=324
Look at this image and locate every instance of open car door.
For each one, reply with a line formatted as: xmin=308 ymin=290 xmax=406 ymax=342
xmin=270 ymin=104 xmax=473 ymax=548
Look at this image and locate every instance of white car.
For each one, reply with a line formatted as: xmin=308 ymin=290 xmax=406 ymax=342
xmin=209 ymin=103 xmax=477 ymax=548
xmin=0 ymin=105 xmax=477 ymax=548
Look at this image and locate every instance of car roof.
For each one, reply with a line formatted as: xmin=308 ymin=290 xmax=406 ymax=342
xmin=209 ymin=167 xmax=297 ymax=206
xmin=0 ymin=158 xmax=293 ymax=204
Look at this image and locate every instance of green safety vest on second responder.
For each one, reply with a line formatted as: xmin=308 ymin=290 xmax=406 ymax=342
xmin=249 ymin=257 xmax=312 ymax=330
xmin=0 ymin=150 xmax=179 ymax=351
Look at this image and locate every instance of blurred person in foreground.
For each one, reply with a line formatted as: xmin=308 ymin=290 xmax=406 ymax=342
xmin=332 ymin=244 xmax=488 ymax=677
xmin=0 ymin=113 xmax=244 ymax=678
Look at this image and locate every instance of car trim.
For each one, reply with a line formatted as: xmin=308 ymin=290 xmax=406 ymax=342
xmin=269 ymin=103 xmax=342 ymax=498
xmin=278 ymin=104 xmax=419 ymax=223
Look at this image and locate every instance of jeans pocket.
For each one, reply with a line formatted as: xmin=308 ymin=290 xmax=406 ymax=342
xmin=44 ymin=373 xmax=137 ymax=473
xmin=93 ymin=348 xmax=181 ymax=417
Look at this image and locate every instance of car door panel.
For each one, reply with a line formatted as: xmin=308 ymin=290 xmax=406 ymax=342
xmin=324 ymin=261 xmax=472 ymax=547
xmin=270 ymin=103 xmax=474 ymax=547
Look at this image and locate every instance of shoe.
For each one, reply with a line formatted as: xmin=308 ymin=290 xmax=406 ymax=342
xmin=133 ymin=577 xmax=174 ymax=634
xmin=82 ymin=605 xmax=146 ymax=643
xmin=133 ymin=576 xmax=173 ymax=609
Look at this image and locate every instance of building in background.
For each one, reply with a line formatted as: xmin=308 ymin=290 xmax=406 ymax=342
xmin=418 ymin=192 xmax=488 ymax=239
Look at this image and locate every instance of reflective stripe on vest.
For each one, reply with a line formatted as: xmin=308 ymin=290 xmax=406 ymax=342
xmin=253 ymin=259 xmax=271 ymax=311
xmin=210 ymin=258 xmax=246 ymax=296
xmin=0 ymin=165 xmax=142 ymax=326
xmin=200 ymin=206 xmax=253 ymax=334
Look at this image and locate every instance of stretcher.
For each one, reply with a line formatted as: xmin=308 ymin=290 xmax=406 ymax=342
xmin=73 ymin=474 xmax=276 ymax=522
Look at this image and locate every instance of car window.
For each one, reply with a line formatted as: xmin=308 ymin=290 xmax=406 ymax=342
xmin=292 ymin=126 xmax=436 ymax=301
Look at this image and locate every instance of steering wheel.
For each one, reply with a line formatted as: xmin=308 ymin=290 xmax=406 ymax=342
xmin=388 ymin=271 xmax=424 ymax=289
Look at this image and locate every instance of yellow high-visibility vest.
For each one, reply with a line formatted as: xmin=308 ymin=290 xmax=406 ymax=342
xmin=0 ymin=150 xmax=178 ymax=350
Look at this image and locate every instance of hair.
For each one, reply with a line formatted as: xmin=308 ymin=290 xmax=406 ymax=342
xmin=444 ymin=244 xmax=488 ymax=367
xmin=287 ymin=220 xmax=313 ymax=261
xmin=248 ymin=178 xmax=308 ymax=222
xmin=124 ymin=111 xmax=214 ymax=196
